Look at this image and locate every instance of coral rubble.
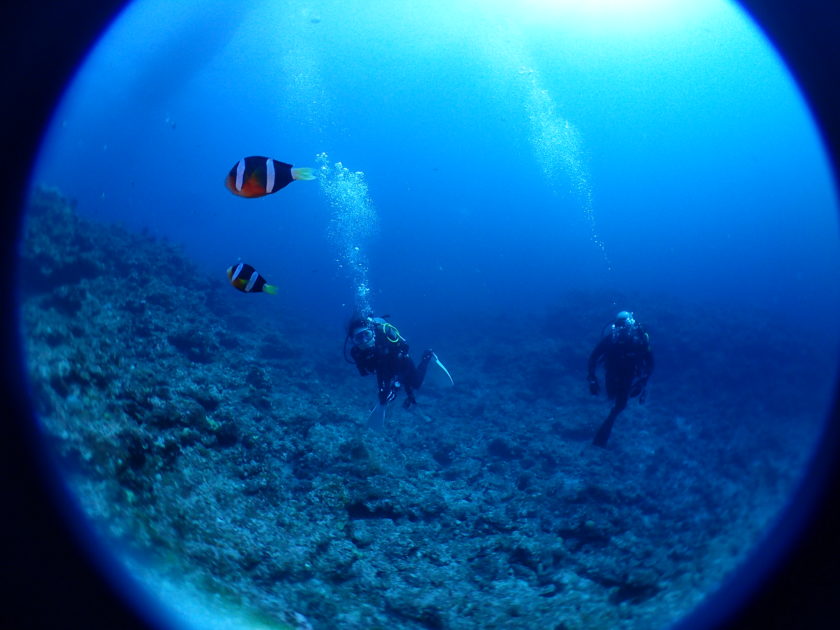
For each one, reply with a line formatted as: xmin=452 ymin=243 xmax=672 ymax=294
xmin=18 ymin=187 xmax=828 ymax=629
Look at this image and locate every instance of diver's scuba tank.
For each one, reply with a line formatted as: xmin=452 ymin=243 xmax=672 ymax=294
xmin=368 ymin=316 xmax=404 ymax=343
xmin=601 ymin=312 xmax=648 ymax=348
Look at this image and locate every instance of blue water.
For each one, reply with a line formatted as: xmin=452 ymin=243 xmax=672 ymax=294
xmin=32 ymin=0 xmax=840 ymax=342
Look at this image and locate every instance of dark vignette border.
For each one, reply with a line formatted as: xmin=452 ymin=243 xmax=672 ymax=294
xmin=1 ymin=2 xmax=837 ymax=628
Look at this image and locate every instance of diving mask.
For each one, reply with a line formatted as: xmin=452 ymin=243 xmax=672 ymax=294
xmin=352 ymin=326 xmax=375 ymax=348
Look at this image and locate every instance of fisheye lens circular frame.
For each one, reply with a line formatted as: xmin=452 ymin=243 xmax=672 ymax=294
xmin=1 ymin=2 xmax=838 ymax=629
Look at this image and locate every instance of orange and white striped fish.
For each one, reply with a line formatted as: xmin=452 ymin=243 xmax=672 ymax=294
xmin=224 ymin=156 xmax=314 ymax=198
xmin=226 ymin=262 xmax=278 ymax=294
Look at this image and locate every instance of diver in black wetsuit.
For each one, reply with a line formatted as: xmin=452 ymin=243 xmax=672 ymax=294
xmin=587 ymin=311 xmax=654 ymax=447
xmin=346 ymin=314 xmax=434 ymax=409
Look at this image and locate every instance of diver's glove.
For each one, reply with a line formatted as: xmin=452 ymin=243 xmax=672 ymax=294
xmin=588 ymin=376 xmax=599 ymax=396
xmin=403 ymin=393 xmax=417 ymax=409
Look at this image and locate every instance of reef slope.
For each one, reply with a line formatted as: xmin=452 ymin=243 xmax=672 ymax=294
xmin=19 ymin=187 xmax=827 ymax=630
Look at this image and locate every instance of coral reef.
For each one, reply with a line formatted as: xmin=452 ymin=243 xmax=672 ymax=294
xmin=18 ymin=186 xmax=828 ymax=629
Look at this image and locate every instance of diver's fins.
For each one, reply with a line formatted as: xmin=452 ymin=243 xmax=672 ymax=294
xmin=367 ymin=402 xmax=387 ymax=432
xmin=430 ymin=352 xmax=454 ymax=387
xmin=593 ymin=411 xmax=618 ymax=448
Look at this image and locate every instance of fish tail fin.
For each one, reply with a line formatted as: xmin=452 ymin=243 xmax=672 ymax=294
xmin=263 ymin=284 xmax=279 ymax=295
xmin=291 ymin=167 xmax=315 ymax=181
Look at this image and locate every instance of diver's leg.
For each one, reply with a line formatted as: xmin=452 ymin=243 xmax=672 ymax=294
xmin=593 ymin=410 xmax=618 ymax=448
xmin=402 ymin=358 xmax=420 ymax=389
xmin=414 ymin=351 xmax=434 ymax=388
xmin=403 ymin=352 xmax=433 ymax=391
xmin=401 ymin=358 xmax=422 ymax=408
xmin=401 ymin=353 xmax=434 ymax=408
xmin=593 ymin=390 xmax=628 ymax=447
xmin=402 ymin=385 xmax=417 ymax=408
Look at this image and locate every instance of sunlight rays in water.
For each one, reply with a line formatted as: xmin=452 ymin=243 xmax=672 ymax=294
xmin=471 ymin=13 xmax=613 ymax=271
xmin=519 ymin=64 xmax=612 ymax=271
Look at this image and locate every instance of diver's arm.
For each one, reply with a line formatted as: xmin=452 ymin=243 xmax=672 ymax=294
xmin=350 ymin=346 xmax=373 ymax=376
xmin=402 ymin=387 xmax=417 ymax=409
xmin=638 ymin=328 xmax=654 ymax=377
xmin=637 ymin=350 xmax=654 ymax=403
xmin=587 ymin=338 xmax=608 ymax=395
xmin=587 ymin=337 xmax=608 ymax=378
xmin=640 ymin=347 xmax=654 ymax=379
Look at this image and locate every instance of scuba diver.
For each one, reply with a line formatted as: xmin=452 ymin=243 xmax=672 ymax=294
xmin=587 ymin=311 xmax=654 ymax=448
xmin=345 ymin=314 xmax=451 ymax=431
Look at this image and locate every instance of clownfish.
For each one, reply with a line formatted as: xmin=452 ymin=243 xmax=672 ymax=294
xmin=226 ymin=263 xmax=278 ymax=294
xmin=224 ymin=156 xmax=315 ymax=198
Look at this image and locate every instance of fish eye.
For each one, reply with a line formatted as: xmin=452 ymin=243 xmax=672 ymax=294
xmin=5 ymin=2 xmax=840 ymax=630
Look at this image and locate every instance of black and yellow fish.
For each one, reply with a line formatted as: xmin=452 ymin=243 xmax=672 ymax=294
xmin=226 ymin=263 xmax=278 ymax=294
xmin=225 ymin=156 xmax=314 ymax=198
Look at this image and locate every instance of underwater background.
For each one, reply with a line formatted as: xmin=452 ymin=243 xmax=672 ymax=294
xmin=21 ymin=0 xmax=840 ymax=629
